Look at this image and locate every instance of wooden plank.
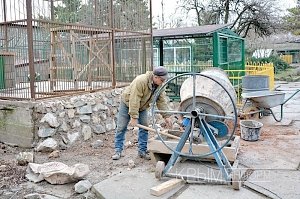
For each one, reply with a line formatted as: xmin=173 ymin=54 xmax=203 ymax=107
xmin=148 ymin=136 xmax=240 ymax=162
xmin=0 ymin=51 xmax=15 ymax=56
xmin=231 ymin=136 xmax=240 ymax=155
xmin=150 ymin=179 xmax=184 ymax=196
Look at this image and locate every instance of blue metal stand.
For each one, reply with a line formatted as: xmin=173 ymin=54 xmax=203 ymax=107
xmin=162 ymin=117 xmax=233 ymax=182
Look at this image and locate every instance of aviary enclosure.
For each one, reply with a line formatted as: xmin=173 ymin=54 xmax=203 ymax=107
xmin=0 ymin=0 xmax=153 ymax=99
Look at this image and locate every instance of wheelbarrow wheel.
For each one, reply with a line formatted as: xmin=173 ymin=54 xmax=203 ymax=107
xmin=155 ymin=161 xmax=165 ymax=180
xmin=243 ymin=106 xmax=260 ymax=120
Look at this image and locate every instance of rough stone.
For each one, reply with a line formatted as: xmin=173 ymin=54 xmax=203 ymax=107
xmin=93 ymin=103 xmax=108 ymax=112
xmin=128 ymin=159 xmax=135 ymax=169
xmin=82 ymin=125 xmax=92 ymax=141
xmin=40 ymin=113 xmax=60 ymax=128
xmin=36 ymin=138 xmax=58 ymax=152
xmin=37 ymin=127 xmax=56 ymax=138
xmin=92 ymin=125 xmax=106 ymax=134
xmin=78 ymin=105 xmax=92 ymax=114
xmin=64 ymin=103 xmax=74 ymax=109
xmin=91 ymin=140 xmax=104 ymax=148
xmin=26 ymin=162 xmax=90 ymax=185
xmin=91 ymin=115 xmax=100 ymax=124
xmin=99 ymin=112 xmax=107 ymax=120
xmin=80 ymin=115 xmax=91 ymax=123
xmin=74 ymin=180 xmax=92 ymax=194
xmin=16 ymin=152 xmax=34 ymax=166
xmin=48 ymin=150 xmax=60 ymax=158
xmin=74 ymin=100 xmax=87 ymax=108
xmin=72 ymin=120 xmax=81 ymax=128
xmin=60 ymin=121 xmax=69 ymax=132
xmin=67 ymin=109 xmax=76 ymax=119
xmin=58 ymin=111 xmax=65 ymax=118
xmin=105 ymin=119 xmax=116 ymax=132
xmin=67 ymin=132 xmax=80 ymax=144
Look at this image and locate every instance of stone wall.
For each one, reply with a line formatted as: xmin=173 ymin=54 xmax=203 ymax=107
xmin=33 ymin=88 xmax=124 ymax=151
xmin=0 ymin=88 xmax=124 ymax=149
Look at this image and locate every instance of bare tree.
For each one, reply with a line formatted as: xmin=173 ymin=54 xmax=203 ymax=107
xmin=230 ymin=0 xmax=280 ymax=37
xmin=177 ymin=0 xmax=206 ymax=25
xmin=177 ymin=0 xmax=281 ymax=37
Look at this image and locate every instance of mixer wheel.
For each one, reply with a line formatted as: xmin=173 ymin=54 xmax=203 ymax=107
xmin=232 ymin=169 xmax=241 ymax=190
xmin=155 ymin=161 xmax=165 ymax=180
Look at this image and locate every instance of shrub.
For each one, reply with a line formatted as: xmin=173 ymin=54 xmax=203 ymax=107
xmin=248 ymin=56 xmax=289 ymax=73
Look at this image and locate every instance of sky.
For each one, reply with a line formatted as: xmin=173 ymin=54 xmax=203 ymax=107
xmin=0 ymin=0 xmax=297 ymax=25
xmin=152 ymin=0 xmax=298 ymax=29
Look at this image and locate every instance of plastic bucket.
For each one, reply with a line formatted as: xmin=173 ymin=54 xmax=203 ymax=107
xmin=240 ymin=120 xmax=263 ymax=141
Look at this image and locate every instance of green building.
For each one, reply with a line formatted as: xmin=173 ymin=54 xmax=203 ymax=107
xmin=153 ymin=24 xmax=245 ymax=100
xmin=153 ymin=24 xmax=245 ymax=74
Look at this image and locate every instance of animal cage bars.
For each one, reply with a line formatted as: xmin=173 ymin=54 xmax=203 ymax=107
xmin=0 ymin=0 xmax=152 ymax=100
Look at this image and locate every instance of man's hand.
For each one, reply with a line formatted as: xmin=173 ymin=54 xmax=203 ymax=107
xmin=129 ymin=118 xmax=138 ymax=126
xmin=164 ymin=117 xmax=173 ymax=128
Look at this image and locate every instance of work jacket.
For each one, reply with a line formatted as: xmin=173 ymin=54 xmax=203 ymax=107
xmin=121 ymin=71 xmax=169 ymax=119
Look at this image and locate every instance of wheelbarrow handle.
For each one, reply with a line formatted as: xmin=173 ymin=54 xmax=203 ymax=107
xmin=282 ymin=89 xmax=300 ymax=105
xmin=136 ymin=124 xmax=180 ymax=140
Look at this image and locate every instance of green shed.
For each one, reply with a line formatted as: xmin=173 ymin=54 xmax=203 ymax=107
xmin=0 ymin=52 xmax=15 ymax=89
xmin=153 ymin=24 xmax=245 ymax=72
xmin=153 ymin=24 xmax=245 ymax=100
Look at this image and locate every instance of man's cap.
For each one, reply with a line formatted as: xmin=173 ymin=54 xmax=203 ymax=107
xmin=153 ymin=66 xmax=168 ymax=80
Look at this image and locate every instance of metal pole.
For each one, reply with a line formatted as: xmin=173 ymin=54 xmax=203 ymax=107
xmin=50 ymin=0 xmax=54 ymax=21
xmin=159 ymin=38 xmax=163 ymax=66
xmin=110 ymin=0 xmax=116 ymax=87
xmin=3 ymin=0 xmax=8 ymax=51
xmin=26 ymin=0 xmax=36 ymax=99
xmin=161 ymin=0 xmax=164 ymax=29
xmin=94 ymin=0 xmax=97 ymax=25
xmin=150 ymin=0 xmax=153 ymax=70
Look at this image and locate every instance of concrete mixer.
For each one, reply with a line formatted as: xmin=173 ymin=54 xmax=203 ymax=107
xmin=149 ymin=68 xmax=241 ymax=190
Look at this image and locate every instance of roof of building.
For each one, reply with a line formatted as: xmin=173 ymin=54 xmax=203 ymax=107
xmin=153 ymin=24 xmax=232 ymax=39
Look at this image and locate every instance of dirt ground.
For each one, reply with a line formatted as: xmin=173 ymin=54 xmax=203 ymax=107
xmin=0 ymin=129 xmax=159 ymax=198
xmin=0 ymin=119 xmax=299 ymax=199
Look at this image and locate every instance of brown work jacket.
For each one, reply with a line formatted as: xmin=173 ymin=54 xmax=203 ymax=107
xmin=121 ymin=71 xmax=169 ymax=119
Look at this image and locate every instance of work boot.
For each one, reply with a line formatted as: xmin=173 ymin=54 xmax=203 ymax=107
xmin=138 ymin=151 xmax=151 ymax=160
xmin=112 ymin=151 xmax=122 ymax=160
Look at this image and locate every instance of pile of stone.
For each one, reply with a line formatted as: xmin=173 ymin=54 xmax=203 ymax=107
xmin=34 ymin=88 xmax=123 ymax=152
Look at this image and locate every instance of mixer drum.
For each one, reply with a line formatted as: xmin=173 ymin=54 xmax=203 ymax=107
xmin=180 ymin=68 xmax=237 ymax=120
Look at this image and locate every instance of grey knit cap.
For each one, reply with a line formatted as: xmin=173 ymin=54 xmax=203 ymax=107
xmin=153 ymin=66 xmax=168 ymax=80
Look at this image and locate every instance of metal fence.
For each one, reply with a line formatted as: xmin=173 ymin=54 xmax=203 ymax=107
xmin=226 ymin=62 xmax=275 ymax=105
xmin=166 ymin=63 xmax=275 ymax=104
xmin=0 ymin=0 xmax=152 ymax=100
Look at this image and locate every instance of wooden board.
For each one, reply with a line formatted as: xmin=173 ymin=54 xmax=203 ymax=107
xmin=148 ymin=136 xmax=240 ymax=163
xmin=150 ymin=179 xmax=184 ymax=196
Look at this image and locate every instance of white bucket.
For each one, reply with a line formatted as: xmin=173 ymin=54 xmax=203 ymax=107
xmin=240 ymin=120 xmax=263 ymax=141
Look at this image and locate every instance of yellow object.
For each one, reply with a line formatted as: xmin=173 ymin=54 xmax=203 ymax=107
xmin=225 ymin=62 xmax=275 ymax=105
xmin=280 ymin=55 xmax=293 ymax=64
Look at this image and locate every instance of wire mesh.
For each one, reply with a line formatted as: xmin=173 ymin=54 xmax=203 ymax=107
xmin=0 ymin=0 xmax=152 ymax=100
xmin=153 ymin=38 xmax=213 ymax=74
